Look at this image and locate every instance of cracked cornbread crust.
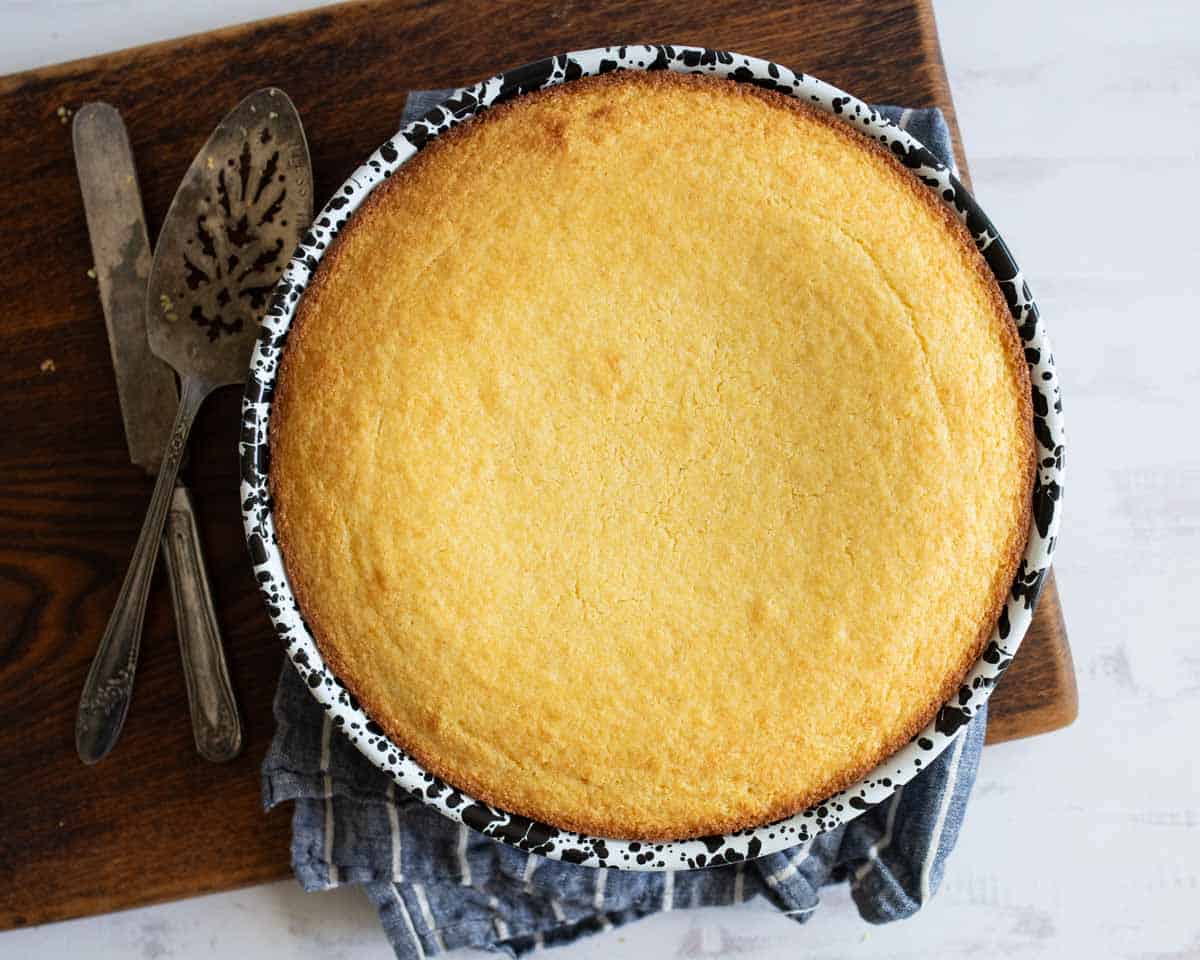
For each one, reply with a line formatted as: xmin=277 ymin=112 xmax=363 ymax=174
xmin=271 ymin=71 xmax=1034 ymax=841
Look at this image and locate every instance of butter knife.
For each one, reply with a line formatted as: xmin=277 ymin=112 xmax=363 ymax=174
xmin=73 ymin=103 xmax=242 ymax=763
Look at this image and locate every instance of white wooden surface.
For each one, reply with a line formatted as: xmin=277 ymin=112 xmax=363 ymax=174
xmin=2 ymin=1 xmax=1198 ymax=957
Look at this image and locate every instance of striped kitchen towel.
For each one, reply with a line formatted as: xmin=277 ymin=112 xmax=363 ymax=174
xmin=263 ymin=94 xmax=987 ymax=959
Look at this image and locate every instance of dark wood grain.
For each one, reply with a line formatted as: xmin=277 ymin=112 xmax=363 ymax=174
xmin=0 ymin=0 xmax=1075 ymax=930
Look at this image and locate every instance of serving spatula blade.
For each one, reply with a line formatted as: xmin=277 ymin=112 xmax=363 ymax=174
xmin=146 ymin=88 xmax=312 ymax=387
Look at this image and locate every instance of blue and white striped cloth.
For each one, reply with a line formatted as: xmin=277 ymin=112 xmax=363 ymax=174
xmin=263 ymin=94 xmax=987 ymax=958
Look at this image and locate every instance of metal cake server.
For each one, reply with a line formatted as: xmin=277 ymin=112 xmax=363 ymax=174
xmin=73 ymin=103 xmax=243 ymax=764
xmin=75 ymin=90 xmax=312 ymax=763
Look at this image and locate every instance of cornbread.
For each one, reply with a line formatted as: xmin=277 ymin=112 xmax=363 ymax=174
xmin=271 ymin=72 xmax=1034 ymax=840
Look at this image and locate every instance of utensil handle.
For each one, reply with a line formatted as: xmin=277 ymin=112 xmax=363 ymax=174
xmin=163 ymin=484 xmax=243 ymax=762
xmin=76 ymin=376 xmax=209 ymax=764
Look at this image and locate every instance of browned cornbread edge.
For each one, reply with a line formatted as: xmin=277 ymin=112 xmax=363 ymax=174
xmin=270 ymin=70 xmax=1035 ymax=841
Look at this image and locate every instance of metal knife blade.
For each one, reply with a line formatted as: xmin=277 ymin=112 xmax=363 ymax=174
xmin=73 ymin=103 xmax=177 ymax=472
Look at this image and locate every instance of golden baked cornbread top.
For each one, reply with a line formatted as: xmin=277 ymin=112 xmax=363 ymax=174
xmin=271 ymin=71 xmax=1034 ymax=840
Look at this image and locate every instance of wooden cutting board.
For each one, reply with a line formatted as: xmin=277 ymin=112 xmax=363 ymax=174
xmin=0 ymin=0 xmax=1076 ymax=930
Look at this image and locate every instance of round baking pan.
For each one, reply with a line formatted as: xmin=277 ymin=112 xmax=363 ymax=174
xmin=241 ymin=44 xmax=1065 ymax=870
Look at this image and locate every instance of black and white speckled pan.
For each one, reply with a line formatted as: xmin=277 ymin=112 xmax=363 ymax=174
xmin=240 ymin=45 xmax=1065 ymax=871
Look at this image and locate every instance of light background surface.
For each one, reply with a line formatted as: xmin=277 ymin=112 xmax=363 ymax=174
xmin=1 ymin=1 xmax=1197 ymax=957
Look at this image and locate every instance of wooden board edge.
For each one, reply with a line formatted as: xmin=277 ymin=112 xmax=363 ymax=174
xmin=915 ymin=0 xmax=1078 ymax=742
xmin=0 ymin=0 xmax=381 ymax=94
xmin=912 ymin=0 xmax=972 ymax=183
xmin=986 ymin=572 xmax=1079 ymax=744
xmin=1 ymin=863 xmax=292 ymax=930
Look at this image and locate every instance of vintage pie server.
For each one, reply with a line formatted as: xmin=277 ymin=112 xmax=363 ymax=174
xmin=76 ymin=89 xmax=313 ymax=763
